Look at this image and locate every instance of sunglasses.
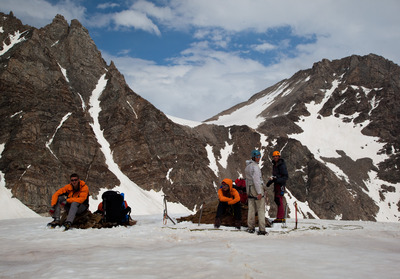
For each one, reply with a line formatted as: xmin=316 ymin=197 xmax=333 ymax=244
xmin=70 ymin=179 xmax=79 ymax=182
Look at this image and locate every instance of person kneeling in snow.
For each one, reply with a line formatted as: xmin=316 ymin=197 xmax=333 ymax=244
xmin=214 ymin=178 xmax=242 ymax=229
xmin=47 ymin=173 xmax=89 ymax=230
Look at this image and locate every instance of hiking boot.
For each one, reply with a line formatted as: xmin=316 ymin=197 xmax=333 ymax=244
xmin=235 ymin=220 xmax=241 ymax=230
xmin=47 ymin=219 xmax=61 ymax=228
xmin=63 ymin=221 xmax=72 ymax=231
xmin=257 ymin=230 xmax=268 ymax=236
xmin=214 ymin=218 xmax=221 ymax=229
xmin=246 ymin=228 xmax=255 ymax=234
xmin=273 ymin=218 xmax=285 ymax=223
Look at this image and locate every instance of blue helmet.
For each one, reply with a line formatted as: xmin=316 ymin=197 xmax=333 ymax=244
xmin=251 ymin=150 xmax=261 ymax=158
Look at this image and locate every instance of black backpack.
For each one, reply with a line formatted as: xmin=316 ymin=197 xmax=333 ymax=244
xmin=101 ymin=191 xmax=131 ymax=224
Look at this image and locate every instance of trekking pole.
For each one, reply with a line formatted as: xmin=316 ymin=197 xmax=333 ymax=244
xmin=198 ymin=202 xmax=205 ymax=226
xmin=294 ymin=201 xmax=298 ymax=229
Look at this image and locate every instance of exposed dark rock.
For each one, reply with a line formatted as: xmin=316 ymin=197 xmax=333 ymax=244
xmin=0 ymin=12 xmax=398 ymax=221
xmin=57 ymin=210 xmax=137 ymax=229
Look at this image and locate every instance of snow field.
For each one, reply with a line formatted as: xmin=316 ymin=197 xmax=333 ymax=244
xmin=1 ymin=216 xmax=399 ymax=279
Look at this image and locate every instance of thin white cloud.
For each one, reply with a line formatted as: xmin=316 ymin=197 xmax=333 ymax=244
xmin=112 ymin=10 xmax=161 ymax=35
xmin=97 ymin=2 xmax=120 ymax=10
xmin=131 ymin=0 xmax=175 ymax=24
xmin=251 ymin=42 xmax=276 ymax=53
xmin=103 ymin=42 xmax=284 ymax=121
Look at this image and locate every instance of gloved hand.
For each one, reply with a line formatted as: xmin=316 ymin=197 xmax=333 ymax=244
xmin=266 ymin=180 xmax=273 ymax=187
xmin=280 ymin=186 xmax=285 ymax=196
xmin=60 ymin=200 xmax=67 ymax=207
xmin=49 ymin=207 xmax=55 ymax=215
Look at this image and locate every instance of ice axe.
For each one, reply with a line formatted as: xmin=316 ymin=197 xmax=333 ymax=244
xmin=294 ymin=201 xmax=298 ymax=229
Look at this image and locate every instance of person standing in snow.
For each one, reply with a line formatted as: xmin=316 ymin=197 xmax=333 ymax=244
xmin=245 ymin=150 xmax=267 ymax=235
xmin=214 ymin=178 xmax=242 ymax=230
xmin=267 ymin=151 xmax=288 ymax=223
xmin=47 ymin=173 xmax=89 ymax=230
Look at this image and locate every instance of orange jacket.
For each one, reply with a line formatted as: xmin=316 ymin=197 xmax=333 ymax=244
xmin=218 ymin=178 xmax=240 ymax=205
xmin=51 ymin=180 xmax=89 ymax=207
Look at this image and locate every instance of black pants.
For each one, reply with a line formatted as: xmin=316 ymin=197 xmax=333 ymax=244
xmin=216 ymin=201 xmax=242 ymax=220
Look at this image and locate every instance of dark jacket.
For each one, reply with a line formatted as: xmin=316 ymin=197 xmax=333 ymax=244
xmin=269 ymin=158 xmax=288 ymax=186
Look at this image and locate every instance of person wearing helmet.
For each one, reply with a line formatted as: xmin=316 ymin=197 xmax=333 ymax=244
xmin=267 ymin=151 xmax=289 ymax=223
xmin=245 ymin=149 xmax=267 ymax=235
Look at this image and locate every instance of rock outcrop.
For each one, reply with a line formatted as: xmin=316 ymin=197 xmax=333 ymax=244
xmin=1 ymin=12 xmax=399 ymax=221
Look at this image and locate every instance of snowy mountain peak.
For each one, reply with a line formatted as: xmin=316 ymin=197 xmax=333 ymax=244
xmin=1 ymin=12 xmax=399 ymax=222
xmin=206 ymin=54 xmax=400 ymax=222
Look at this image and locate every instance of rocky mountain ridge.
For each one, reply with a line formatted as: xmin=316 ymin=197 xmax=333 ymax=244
xmin=1 ymin=12 xmax=399 ymax=221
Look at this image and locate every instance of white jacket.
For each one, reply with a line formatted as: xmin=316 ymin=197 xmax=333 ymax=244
xmin=245 ymin=159 xmax=264 ymax=196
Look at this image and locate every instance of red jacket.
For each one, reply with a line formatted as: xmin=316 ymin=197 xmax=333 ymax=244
xmin=97 ymin=200 xmax=128 ymax=212
xmin=51 ymin=180 xmax=89 ymax=207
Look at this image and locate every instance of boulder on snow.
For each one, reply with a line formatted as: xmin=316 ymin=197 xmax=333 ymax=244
xmin=177 ymin=200 xmax=271 ymax=228
xmin=58 ymin=210 xmax=137 ymax=229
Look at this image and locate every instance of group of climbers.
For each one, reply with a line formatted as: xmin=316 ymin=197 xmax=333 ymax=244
xmin=47 ymin=173 xmax=130 ymax=230
xmin=214 ymin=149 xmax=288 ymax=235
xmin=47 ymin=150 xmax=288 ymax=233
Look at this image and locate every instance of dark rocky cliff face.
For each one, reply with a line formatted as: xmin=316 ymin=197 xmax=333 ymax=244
xmin=0 ymin=13 xmax=218 ymax=211
xmin=0 ymin=13 xmax=264 ymax=213
xmin=1 ymin=12 xmax=398 ymax=221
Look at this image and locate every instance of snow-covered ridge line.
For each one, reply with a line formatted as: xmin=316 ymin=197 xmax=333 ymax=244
xmin=167 ymin=114 xmax=201 ymax=127
xmin=207 ymin=81 xmax=289 ymax=128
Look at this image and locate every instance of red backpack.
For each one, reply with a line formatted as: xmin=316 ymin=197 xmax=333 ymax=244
xmin=234 ymin=178 xmax=248 ymax=204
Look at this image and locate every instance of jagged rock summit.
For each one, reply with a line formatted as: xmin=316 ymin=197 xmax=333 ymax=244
xmin=1 ymin=12 xmax=399 ymax=222
xmin=0 ymin=12 xmax=218 ymax=213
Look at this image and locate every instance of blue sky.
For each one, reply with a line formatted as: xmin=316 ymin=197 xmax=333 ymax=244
xmin=2 ymin=0 xmax=400 ymax=121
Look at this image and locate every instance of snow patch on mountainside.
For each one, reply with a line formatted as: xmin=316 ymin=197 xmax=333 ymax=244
xmin=88 ymin=74 xmax=191 ymax=215
xmin=0 ymin=30 xmax=27 ymax=56
xmin=205 ymin=144 xmax=219 ymax=178
xmin=167 ymin=114 xmax=202 ymax=127
xmin=363 ymin=170 xmax=400 ymax=222
xmin=289 ymin=79 xmax=387 ymax=166
xmin=0 ymin=144 xmax=39 ymax=220
xmin=206 ymin=81 xmax=292 ymax=129
xmin=218 ymin=141 xmax=233 ymax=169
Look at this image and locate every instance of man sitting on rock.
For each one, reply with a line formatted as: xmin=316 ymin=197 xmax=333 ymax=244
xmin=47 ymin=173 xmax=89 ymax=230
xmin=214 ymin=178 xmax=242 ymax=230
